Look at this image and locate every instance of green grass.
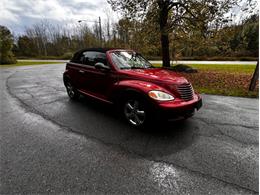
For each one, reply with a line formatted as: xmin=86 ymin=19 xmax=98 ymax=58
xmin=0 ymin=61 xmax=62 ymax=67
xmin=188 ymin=64 xmax=256 ymax=73
xmin=152 ymin=63 xmax=256 ymax=73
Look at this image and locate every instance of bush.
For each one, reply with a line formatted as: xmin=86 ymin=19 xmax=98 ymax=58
xmin=0 ymin=26 xmax=17 ymax=64
xmin=0 ymin=51 xmax=16 ymax=64
xmin=60 ymin=52 xmax=73 ymax=60
xmin=165 ymin=64 xmax=198 ymax=73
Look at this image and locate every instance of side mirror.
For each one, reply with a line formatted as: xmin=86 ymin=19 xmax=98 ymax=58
xmin=94 ymin=62 xmax=110 ymax=71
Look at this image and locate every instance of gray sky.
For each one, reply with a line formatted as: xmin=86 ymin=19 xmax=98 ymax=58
xmin=0 ymin=0 xmax=258 ymax=35
xmin=0 ymin=0 xmax=119 ymax=35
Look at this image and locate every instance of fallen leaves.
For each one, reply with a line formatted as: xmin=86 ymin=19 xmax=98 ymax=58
xmin=180 ymin=70 xmax=259 ymax=97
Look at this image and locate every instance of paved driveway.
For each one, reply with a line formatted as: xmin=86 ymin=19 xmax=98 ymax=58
xmin=0 ymin=64 xmax=258 ymax=194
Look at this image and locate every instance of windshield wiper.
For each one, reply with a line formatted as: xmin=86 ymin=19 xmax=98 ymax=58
xmin=130 ymin=66 xmax=145 ymax=69
xmin=120 ymin=65 xmax=153 ymax=70
xmin=131 ymin=65 xmax=155 ymax=69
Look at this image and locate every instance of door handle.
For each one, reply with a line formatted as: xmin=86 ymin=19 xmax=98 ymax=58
xmin=79 ymin=70 xmax=85 ymax=73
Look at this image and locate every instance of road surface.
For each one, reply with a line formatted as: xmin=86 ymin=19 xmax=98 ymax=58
xmin=0 ymin=64 xmax=258 ymax=194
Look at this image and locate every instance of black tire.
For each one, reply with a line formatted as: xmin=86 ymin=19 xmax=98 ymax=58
xmin=122 ymin=96 xmax=151 ymax=128
xmin=64 ymin=80 xmax=80 ymax=100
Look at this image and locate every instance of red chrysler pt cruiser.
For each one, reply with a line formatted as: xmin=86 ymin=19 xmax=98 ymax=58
xmin=63 ymin=48 xmax=202 ymax=127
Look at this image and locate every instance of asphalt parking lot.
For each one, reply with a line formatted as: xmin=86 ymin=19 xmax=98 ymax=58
xmin=0 ymin=64 xmax=258 ymax=194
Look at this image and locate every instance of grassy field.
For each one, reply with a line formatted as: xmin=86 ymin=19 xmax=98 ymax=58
xmin=0 ymin=61 xmax=62 ymax=67
xmin=152 ymin=63 xmax=258 ymax=98
xmin=153 ymin=63 xmax=256 ymax=73
xmin=186 ymin=64 xmax=256 ymax=73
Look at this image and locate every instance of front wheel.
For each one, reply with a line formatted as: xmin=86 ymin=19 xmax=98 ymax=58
xmin=123 ymin=98 xmax=149 ymax=128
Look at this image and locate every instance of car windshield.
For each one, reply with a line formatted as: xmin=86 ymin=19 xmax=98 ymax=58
xmin=110 ymin=51 xmax=154 ymax=69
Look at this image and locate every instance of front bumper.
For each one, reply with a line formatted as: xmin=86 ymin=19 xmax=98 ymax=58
xmin=153 ymin=94 xmax=202 ymax=121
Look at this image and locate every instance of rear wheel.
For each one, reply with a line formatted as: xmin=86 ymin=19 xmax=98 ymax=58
xmin=123 ymin=97 xmax=149 ymax=128
xmin=65 ymin=80 xmax=80 ymax=100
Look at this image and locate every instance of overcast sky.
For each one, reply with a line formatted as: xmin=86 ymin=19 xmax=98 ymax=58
xmin=0 ymin=0 xmax=258 ymax=36
xmin=0 ymin=0 xmax=119 ymax=35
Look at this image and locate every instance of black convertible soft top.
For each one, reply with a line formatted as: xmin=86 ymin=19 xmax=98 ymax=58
xmin=70 ymin=48 xmax=124 ymax=62
xmin=77 ymin=48 xmax=119 ymax=53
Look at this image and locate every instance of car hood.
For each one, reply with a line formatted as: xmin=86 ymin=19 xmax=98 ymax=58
xmin=121 ymin=68 xmax=189 ymax=84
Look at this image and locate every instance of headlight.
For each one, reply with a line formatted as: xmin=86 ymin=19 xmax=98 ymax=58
xmin=148 ymin=90 xmax=174 ymax=101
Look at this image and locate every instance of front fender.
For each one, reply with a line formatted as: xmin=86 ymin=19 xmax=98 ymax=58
xmin=114 ymin=80 xmax=172 ymax=94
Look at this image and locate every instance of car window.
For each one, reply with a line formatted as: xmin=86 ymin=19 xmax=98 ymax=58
xmin=78 ymin=51 xmax=107 ymax=66
xmin=70 ymin=51 xmax=81 ymax=63
xmin=110 ymin=51 xmax=153 ymax=69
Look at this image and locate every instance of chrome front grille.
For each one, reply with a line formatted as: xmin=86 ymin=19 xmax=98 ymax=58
xmin=177 ymin=83 xmax=194 ymax=101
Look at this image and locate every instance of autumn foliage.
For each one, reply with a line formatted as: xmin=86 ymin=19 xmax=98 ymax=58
xmin=181 ymin=70 xmax=259 ymax=97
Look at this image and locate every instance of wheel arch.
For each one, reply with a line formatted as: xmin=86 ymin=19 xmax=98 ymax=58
xmin=112 ymin=87 xmax=155 ymax=111
xmin=111 ymin=79 xmax=165 ymax=105
xmin=63 ymin=74 xmax=71 ymax=84
xmin=63 ymin=74 xmax=77 ymax=88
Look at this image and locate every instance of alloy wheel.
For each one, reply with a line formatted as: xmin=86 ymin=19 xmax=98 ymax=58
xmin=124 ymin=100 xmax=146 ymax=126
xmin=66 ymin=82 xmax=75 ymax=98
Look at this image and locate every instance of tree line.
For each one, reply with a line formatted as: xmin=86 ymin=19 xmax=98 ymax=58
xmin=0 ymin=0 xmax=258 ymax=65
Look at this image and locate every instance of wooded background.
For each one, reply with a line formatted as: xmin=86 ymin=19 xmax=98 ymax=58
xmin=1 ymin=0 xmax=259 ymax=61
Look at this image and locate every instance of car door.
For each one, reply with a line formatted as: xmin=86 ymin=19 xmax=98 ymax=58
xmin=66 ymin=51 xmax=86 ymax=90
xmin=80 ymin=51 xmax=117 ymax=101
xmin=90 ymin=52 xmax=117 ymax=100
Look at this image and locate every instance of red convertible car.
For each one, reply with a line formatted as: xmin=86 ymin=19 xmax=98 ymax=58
xmin=63 ymin=48 xmax=202 ymax=127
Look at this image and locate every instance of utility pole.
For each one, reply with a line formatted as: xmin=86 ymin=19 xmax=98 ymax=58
xmin=78 ymin=16 xmax=102 ymax=46
xmin=99 ymin=16 xmax=102 ymax=46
